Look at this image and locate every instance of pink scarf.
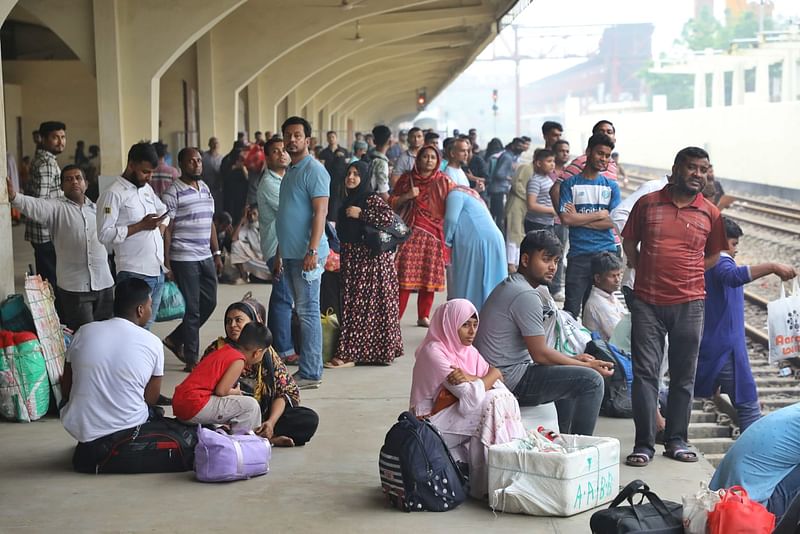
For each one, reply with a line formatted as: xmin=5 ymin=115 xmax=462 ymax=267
xmin=410 ymin=299 xmax=490 ymax=411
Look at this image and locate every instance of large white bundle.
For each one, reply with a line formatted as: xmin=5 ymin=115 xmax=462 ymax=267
xmin=488 ymin=435 xmax=620 ymax=517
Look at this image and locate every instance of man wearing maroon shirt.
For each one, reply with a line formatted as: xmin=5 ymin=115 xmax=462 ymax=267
xmin=621 ymin=146 xmax=728 ymax=467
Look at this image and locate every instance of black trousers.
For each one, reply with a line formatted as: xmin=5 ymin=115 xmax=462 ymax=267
xmin=57 ymin=287 xmax=113 ymax=331
xmin=169 ymin=258 xmax=218 ymax=365
xmin=32 ymin=241 xmax=57 ymax=286
xmin=273 ymin=405 xmax=319 ymax=446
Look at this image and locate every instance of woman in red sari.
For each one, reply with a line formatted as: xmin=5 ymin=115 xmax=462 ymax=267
xmin=390 ymin=145 xmax=454 ymax=326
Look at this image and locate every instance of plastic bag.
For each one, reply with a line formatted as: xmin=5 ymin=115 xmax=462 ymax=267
xmin=321 ymin=308 xmax=340 ymax=363
xmin=682 ymin=482 xmax=722 ymax=534
xmin=0 ymin=331 xmax=50 ymax=422
xmin=538 ymin=286 xmax=592 ymax=356
xmin=156 ymin=281 xmax=186 ymax=322
xmin=768 ymin=279 xmax=800 ymax=363
xmin=708 ymin=486 xmax=775 ymax=534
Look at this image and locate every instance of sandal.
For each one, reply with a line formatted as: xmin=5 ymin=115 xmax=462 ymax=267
xmin=282 ymin=354 xmax=300 ymax=366
xmin=663 ymin=447 xmax=698 ymax=463
xmin=417 ymin=318 xmax=430 ymax=328
xmin=324 ymin=358 xmax=355 ymax=369
xmin=625 ymin=452 xmax=653 ymax=467
xmin=163 ymin=337 xmax=186 ymax=363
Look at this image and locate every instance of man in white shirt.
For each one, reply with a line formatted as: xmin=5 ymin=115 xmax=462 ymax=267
xmin=443 ymin=137 xmax=471 ymax=187
xmin=9 ymin=165 xmax=114 ymax=331
xmin=582 ymin=252 xmax=627 ymax=341
xmin=97 ymin=142 xmax=169 ymax=329
xmin=61 ymin=278 xmax=164 ymax=470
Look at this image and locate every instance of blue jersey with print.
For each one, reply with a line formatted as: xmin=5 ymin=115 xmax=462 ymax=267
xmin=559 ymin=173 xmax=620 ymax=257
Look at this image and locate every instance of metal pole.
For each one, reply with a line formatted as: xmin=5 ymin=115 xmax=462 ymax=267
xmin=514 ymin=25 xmax=521 ymax=137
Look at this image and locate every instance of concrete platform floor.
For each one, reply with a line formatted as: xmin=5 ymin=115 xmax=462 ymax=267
xmin=1 ymin=225 xmax=715 ymax=533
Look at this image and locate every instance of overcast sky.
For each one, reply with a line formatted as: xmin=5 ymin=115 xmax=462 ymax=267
xmin=442 ymin=0 xmax=799 ymax=91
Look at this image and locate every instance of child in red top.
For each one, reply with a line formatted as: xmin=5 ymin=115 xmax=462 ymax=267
xmin=173 ymin=323 xmax=271 ymax=433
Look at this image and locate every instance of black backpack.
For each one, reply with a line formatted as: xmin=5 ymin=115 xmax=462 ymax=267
xmin=586 ymin=338 xmax=634 ymax=418
xmin=72 ymin=414 xmax=198 ymax=474
xmin=378 ymin=412 xmax=467 ymax=512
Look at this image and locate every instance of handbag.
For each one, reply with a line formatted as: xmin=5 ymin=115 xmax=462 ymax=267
xmin=768 ymin=279 xmax=800 ymax=363
xmin=195 ymin=426 xmax=271 ymax=482
xmin=363 ymin=212 xmax=412 ymax=255
xmin=156 ymin=281 xmax=186 ymax=322
xmin=707 ymin=486 xmax=775 ymax=534
xmin=430 ymin=388 xmax=458 ymax=416
xmin=589 ymin=479 xmax=683 ymax=533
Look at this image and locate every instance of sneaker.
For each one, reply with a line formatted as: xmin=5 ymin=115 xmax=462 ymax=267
xmin=156 ymin=394 xmax=172 ymax=406
xmin=552 ymin=291 xmax=565 ymax=302
xmin=292 ymin=372 xmax=321 ymax=390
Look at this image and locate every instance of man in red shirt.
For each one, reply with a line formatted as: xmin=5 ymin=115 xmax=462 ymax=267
xmin=621 ymin=146 xmax=727 ymax=467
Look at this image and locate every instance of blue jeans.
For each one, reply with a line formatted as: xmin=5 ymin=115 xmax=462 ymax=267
xmin=116 ymin=271 xmax=164 ymax=330
xmin=564 ymin=253 xmax=596 ymax=318
xmin=282 ymin=258 xmax=323 ymax=381
xmin=768 ymin=464 xmax=800 ymax=519
xmin=267 ymin=256 xmax=295 ymax=357
xmin=716 ymin=356 xmax=762 ymax=432
xmin=512 ymin=363 xmax=604 ymax=435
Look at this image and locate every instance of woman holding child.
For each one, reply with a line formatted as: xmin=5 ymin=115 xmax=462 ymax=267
xmin=326 ymin=160 xmax=403 ymax=368
xmin=410 ymin=299 xmax=525 ymax=499
xmin=200 ymin=295 xmax=318 ymax=446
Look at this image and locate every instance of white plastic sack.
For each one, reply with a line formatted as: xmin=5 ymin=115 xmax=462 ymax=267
xmin=768 ymin=279 xmax=800 ymax=363
xmin=488 ymin=435 xmax=620 ymax=517
xmin=682 ymin=482 xmax=722 ymax=534
xmin=538 ymin=287 xmax=592 ymax=357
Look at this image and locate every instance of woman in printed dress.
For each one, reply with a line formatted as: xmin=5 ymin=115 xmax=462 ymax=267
xmin=410 ymin=299 xmax=525 ymax=499
xmin=202 ymin=295 xmax=318 ymax=446
xmin=325 ymin=161 xmax=403 ymax=368
xmin=390 ymin=146 xmax=454 ymax=326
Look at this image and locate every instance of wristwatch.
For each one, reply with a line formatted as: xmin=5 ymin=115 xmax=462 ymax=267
xmin=212 ymin=250 xmax=222 ymax=257
xmin=306 ymin=248 xmax=318 ymax=256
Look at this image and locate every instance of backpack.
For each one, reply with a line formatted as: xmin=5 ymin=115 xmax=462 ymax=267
xmin=378 ymin=411 xmax=468 ymax=512
xmin=586 ymin=337 xmax=633 ymax=418
xmin=72 ymin=414 xmax=198 ymax=474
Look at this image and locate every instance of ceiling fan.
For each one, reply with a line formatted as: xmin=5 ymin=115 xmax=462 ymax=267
xmin=309 ymin=0 xmax=367 ymax=10
xmin=344 ymin=20 xmax=365 ymax=43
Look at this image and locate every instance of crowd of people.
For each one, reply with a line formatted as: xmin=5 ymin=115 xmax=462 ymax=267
xmin=9 ymin=115 xmax=800 ymax=517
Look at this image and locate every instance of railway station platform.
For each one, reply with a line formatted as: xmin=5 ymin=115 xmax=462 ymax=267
xmin=0 ymin=225 xmax=716 ymax=533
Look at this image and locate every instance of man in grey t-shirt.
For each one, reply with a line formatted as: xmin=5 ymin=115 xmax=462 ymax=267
xmin=474 ymin=230 xmax=613 ymax=435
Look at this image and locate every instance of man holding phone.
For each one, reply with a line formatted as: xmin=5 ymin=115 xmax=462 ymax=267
xmin=98 ymin=142 xmax=171 ymax=329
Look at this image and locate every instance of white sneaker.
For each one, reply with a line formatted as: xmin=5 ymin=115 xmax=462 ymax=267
xmin=552 ymin=291 xmax=565 ymax=302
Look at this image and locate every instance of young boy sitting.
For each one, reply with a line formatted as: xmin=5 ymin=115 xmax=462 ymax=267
xmin=173 ymin=322 xmax=271 ymax=433
xmin=695 ymin=217 xmax=796 ymax=432
xmin=582 ymin=251 xmax=627 ymax=341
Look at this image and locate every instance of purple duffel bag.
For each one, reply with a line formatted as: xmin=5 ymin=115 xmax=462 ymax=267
xmin=195 ymin=426 xmax=271 ymax=482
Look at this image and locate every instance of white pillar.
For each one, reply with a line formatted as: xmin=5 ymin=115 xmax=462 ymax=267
xmin=694 ymin=71 xmax=707 ymax=109
xmin=711 ymin=69 xmax=725 ymax=107
xmin=731 ymin=64 xmax=745 ymax=105
xmin=247 ymin=77 xmax=261 ymax=136
xmin=782 ymin=52 xmax=796 ymax=102
xmin=755 ymin=59 xmax=770 ymax=103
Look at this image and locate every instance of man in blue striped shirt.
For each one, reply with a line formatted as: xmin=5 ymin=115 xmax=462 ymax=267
xmin=162 ymin=147 xmax=223 ymax=371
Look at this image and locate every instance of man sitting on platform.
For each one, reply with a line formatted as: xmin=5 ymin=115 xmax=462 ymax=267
xmin=61 ymin=278 xmax=175 ymax=472
xmin=474 ymin=230 xmax=613 ymax=435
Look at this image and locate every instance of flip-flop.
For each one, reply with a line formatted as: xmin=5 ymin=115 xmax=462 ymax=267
xmin=282 ymin=354 xmax=300 ymax=366
xmin=663 ymin=447 xmax=699 ymax=463
xmin=324 ymin=359 xmax=355 ymax=369
xmin=625 ymin=452 xmax=652 ymax=467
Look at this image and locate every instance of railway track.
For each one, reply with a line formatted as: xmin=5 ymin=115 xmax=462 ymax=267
xmin=618 ymin=171 xmax=800 ymax=465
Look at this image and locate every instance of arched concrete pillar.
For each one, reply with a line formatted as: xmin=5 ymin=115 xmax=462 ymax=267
xmin=247 ymin=77 xmax=261 ymax=136
xmin=0 ymin=0 xmax=19 ymax=296
xmin=93 ymin=0 xmax=245 ymax=173
xmin=197 ymin=33 xmax=216 ymax=145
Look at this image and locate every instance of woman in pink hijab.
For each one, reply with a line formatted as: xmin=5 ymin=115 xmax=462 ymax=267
xmin=410 ymin=298 xmax=525 ymax=500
